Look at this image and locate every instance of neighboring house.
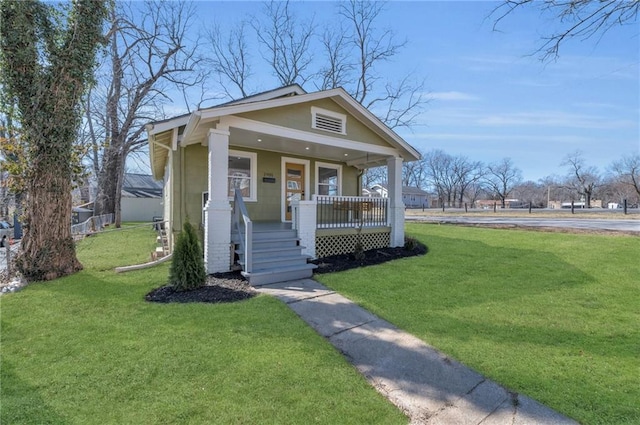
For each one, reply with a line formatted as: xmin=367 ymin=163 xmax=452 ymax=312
xmin=146 ymin=85 xmax=420 ymax=285
xmin=121 ymin=173 xmax=163 ymax=222
xmin=369 ymin=184 xmax=428 ymax=208
xmin=402 ymin=186 xmax=429 ymax=208
xmin=370 ymin=183 xmax=388 ymax=198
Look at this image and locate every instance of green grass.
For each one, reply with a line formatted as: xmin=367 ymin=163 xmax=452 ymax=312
xmin=316 ymin=224 xmax=640 ymax=425
xmin=1 ymin=225 xmax=405 ymax=424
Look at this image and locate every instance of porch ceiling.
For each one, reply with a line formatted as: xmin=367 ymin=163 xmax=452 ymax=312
xmin=228 ymin=127 xmax=390 ymax=168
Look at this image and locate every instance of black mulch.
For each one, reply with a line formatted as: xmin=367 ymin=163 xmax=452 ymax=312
xmin=311 ymin=242 xmax=427 ymax=274
xmin=145 ymin=272 xmax=255 ymax=304
xmin=145 ymin=241 xmax=427 ymax=304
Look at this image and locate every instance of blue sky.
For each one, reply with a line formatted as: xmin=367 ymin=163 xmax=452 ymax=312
xmin=188 ymin=1 xmax=639 ymax=182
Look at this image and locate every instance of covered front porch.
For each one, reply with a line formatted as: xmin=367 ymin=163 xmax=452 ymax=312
xmin=201 ymin=120 xmax=408 ymax=276
xmin=230 ymin=191 xmax=395 ymax=285
xmin=147 ymin=86 xmax=421 ymax=283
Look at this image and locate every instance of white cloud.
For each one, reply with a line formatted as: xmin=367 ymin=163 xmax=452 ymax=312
xmin=475 ymin=111 xmax=635 ymax=129
xmin=429 ymin=91 xmax=480 ymax=101
xmin=409 ymin=132 xmax=591 ymax=144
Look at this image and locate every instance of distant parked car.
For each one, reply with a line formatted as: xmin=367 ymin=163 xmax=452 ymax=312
xmin=0 ymin=221 xmax=11 ymax=229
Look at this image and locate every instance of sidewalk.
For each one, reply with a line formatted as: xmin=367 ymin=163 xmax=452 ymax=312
xmin=256 ymin=279 xmax=578 ymax=425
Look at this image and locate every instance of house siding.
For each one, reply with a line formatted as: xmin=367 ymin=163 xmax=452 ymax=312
xmin=171 ymin=144 xmax=360 ymax=229
xmin=236 ymin=98 xmax=389 ymax=148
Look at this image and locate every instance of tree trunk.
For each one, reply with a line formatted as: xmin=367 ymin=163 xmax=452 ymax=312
xmin=94 ymin=146 xmax=124 ymax=227
xmin=17 ymin=169 xmax=82 ymax=281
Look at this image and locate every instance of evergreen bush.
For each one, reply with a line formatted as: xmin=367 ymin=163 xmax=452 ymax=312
xmin=169 ymin=221 xmax=206 ymax=291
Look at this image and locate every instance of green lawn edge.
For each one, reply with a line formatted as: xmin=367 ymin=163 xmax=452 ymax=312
xmin=316 ymin=223 xmax=640 ymax=425
xmin=1 ymin=225 xmax=406 ymax=425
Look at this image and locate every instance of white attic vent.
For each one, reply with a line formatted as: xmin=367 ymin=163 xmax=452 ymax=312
xmin=311 ymin=106 xmax=346 ymax=135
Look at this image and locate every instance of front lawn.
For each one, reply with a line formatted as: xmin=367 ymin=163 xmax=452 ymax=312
xmin=1 ymin=225 xmax=405 ymax=424
xmin=316 ymin=224 xmax=640 ymax=425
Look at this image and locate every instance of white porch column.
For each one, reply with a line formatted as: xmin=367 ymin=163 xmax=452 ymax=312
xmin=295 ymin=199 xmax=317 ymax=258
xmin=387 ymin=156 xmax=405 ymax=247
xmin=204 ymin=127 xmax=232 ymax=273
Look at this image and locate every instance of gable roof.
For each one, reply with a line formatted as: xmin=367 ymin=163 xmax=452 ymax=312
xmin=216 ymin=84 xmax=306 ymax=107
xmin=122 ymin=173 xmax=163 ymax=198
xmin=402 ymin=186 xmax=429 ymax=195
xmin=147 ymin=86 xmax=421 ymax=179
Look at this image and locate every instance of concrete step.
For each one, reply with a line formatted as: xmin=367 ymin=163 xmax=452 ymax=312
xmin=242 ymin=263 xmax=317 ymax=286
xmin=249 ymin=237 xmax=300 ymax=250
xmin=236 ymin=245 xmax=306 ymax=261
xmin=232 ymin=229 xmax=297 ymax=242
xmin=240 ymin=254 xmax=312 ymax=270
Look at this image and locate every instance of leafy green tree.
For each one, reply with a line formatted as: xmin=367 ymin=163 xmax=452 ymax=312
xmin=0 ymin=0 xmax=107 ymax=281
xmin=169 ymin=221 xmax=206 ymax=292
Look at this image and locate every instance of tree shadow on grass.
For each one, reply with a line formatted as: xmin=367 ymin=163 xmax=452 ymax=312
xmin=1 ymin=362 xmax=68 ymax=425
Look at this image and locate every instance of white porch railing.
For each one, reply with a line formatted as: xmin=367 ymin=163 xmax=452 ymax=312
xmin=71 ymin=213 xmax=114 ymax=236
xmin=315 ymin=195 xmax=388 ymax=229
xmin=232 ymin=188 xmax=253 ymax=273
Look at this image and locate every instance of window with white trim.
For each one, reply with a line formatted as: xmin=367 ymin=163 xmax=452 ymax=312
xmin=228 ymin=150 xmax=257 ymax=201
xmin=311 ymin=106 xmax=346 ymax=135
xmin=316 ymin=162 xmax=341 ymax=196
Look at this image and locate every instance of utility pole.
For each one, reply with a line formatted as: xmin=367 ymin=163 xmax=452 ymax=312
xmin=547 ymin=186 xmax=550 ymax=209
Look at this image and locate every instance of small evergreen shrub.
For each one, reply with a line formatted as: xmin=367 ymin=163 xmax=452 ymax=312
xmin=404 ymin=236 xmax=419 ymax=251
xmin=353 ymin=241 xmax=365 ymax=260
xmin=169 ymin=221 xmax=206 ymax=291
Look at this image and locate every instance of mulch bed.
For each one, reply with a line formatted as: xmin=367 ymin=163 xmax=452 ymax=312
xmin=145 ymin=272 xmax=255 ymax=304
xmin=145 ymin=241 xmax=428 ymax=304
xmin=311 ymin=243 xmax=428 ymax=274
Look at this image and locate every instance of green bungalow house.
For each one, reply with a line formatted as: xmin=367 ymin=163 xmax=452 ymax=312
xmin=146 ymin=85 xmax=420 ymax=285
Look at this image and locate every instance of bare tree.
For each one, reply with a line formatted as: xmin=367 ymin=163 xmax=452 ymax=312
xmin=561 ymin=151 xmax=600 ymax=208
xmin=206 ymin=21 xmax=253 ymax=98
xmin=609 ymin=153 xmax=640 ymax=200
xmin=485 ymin=158 xmax=523 ymax=208
xmin=452 ymin=156 xmax=484 ymax=208
xmin=362 ymin=165 xmax=387 ymax=191
xmin=512 ymin=180 xmax=548 ymax=207
xmin=202 ymin=1 xmax=426 ymax=133
xmin=598 ymin=175 xmax=637 ymax=207
xmin=336 ymin=0 xmax=427 ymax=130
xmin=88 ymin=1 xmax=202 ymax=227
xmin=252 ymin=0 xmax=315 ymax=86
xmin=492 ymin=0 xmax=639 ymax=60
xmin=316 ymin=26 xmax=354 ymax=91
xmin=421 ymin=150 xmax=485 ymax=208
xmin=424 ymin=150 xmax=456 ymax=207
xmin=402 ymin=151 xmax=427 ymax=188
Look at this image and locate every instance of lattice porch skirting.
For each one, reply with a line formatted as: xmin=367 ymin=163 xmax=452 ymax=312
xmin=315 ymin=227 xmax=391 ymax=258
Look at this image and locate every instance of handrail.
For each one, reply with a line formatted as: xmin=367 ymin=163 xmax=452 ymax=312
xmin=232 ymin=189 xmax=253 ymax=273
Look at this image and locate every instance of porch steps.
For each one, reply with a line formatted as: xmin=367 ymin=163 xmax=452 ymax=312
xmin=232 ymin=227 xmax=316 ymax=286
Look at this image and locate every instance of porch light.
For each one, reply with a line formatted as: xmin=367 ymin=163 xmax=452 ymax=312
xmin=344 ymin=153 xmax=348 ymax=156
xmin=257 ymin=138 xmax=262 ymax=142
xmin=305 ymin=147 xmax=310 ymax=150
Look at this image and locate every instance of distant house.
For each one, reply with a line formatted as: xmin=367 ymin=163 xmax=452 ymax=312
xmin=369 ymin=184 xmax=388 ymax=198
xmin=121 ymin=173 xmax=163 ymax=222
xmin=402 ymin=186 xmax=429 ymax=208
xmin=369 ymin=184 xmax=428 ymax=208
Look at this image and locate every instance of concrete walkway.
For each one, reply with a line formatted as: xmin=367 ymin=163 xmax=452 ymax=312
xmin=256 ymin=279 xmax=578 ymax=425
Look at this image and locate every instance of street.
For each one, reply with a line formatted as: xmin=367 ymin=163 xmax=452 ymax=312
xmin=406 ymin=214 xmax=640 ymax=233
